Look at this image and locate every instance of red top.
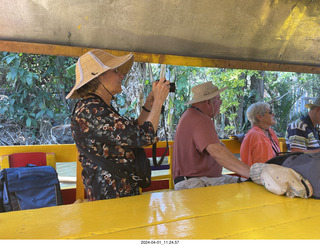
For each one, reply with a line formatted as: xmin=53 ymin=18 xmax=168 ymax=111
xmin=240 ymin=125 xmax=280 ymax=166
xmin=173 ymin=108 xmax=222 ymax=179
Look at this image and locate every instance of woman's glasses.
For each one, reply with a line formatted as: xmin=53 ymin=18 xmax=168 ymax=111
xmin=266 ymin=109 xmax=273 ymax=115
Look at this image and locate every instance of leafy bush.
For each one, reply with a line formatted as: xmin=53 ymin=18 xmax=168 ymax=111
xmin=0 ymin=52 xmax=76 ymax=140
xmin=0 ymin=51 xmax=319 ymax=144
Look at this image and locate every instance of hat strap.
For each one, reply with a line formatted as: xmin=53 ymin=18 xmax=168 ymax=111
xmin=99 ymin=81 xmax=115 ymax=101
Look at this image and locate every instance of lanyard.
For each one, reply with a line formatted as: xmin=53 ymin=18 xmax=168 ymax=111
xmin=266 ymin=129 xmax=280 ymax=156
xmin=190 ymin=106 xmax=204 ymax=114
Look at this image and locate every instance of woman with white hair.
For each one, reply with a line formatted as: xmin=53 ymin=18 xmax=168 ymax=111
xmin=240 ymin=102 xmax=280 ymax=166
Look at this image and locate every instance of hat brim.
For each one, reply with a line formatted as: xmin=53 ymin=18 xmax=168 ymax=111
xmin=185 ymin=87 xmax=227 ymax=105
xmin=66 ymin=50 xmax=134 ymax=99
xmin=305 ymin=103 xmax=320 ymax=109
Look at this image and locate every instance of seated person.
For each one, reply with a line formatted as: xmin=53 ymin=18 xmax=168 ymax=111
xmin=286 ymin=97 xmax=320 ymax=153
xmin=172 ymin=82 xmax=250 ymax=190
xmin=240 ymin=102 xmax=280 ymax=166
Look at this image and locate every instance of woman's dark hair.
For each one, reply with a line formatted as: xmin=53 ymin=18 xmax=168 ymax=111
xmin=77 ymin=77 xmax=100 ymax=98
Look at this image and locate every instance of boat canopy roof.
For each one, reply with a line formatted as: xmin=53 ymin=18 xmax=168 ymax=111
xmin=1 ymin=0 xmax=320 ymax=73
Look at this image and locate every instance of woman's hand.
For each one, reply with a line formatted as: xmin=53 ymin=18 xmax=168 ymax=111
xmin=152 ymin=77 xmax=170 ymax=106
xmin=139 ymin=77 xmax=170 ymax=131
xmin=143 ymin=78 xmax=169 ymax=110
xmin=138 ymin=78 xmax=170 ymax=127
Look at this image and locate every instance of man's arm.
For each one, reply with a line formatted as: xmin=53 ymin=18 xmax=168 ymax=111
xmin=290 ymin=147 xmax=320 ymax=153
xmin=206 ymin=143 xmax=250 ymax=178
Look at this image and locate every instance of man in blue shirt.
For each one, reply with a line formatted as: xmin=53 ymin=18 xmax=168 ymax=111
xmin=286 ymin=97 xmax=320 ymax=153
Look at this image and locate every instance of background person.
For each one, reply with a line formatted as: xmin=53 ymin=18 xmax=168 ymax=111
xmin=286 ymin=97 xmax=320 ymax=153
xmin=240 ymin=102 xmax=280 ymax=166
xmin=66 ymin=49 xmax=170 ymax=201
xmin=172 ymin=82 xmax=250 ymax=190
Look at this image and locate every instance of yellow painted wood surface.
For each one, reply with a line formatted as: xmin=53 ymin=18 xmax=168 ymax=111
xmin=1 ymin=40 xmax=320 ymax=74
xmin=221 ymin=139 xmax=241 ymax=154
xmin=0 ymin=144 xmax=77 ymax=163
xmin=0 ymin=153 xmax=56 ymax=170
xmin=0 ymin=138 xmax=287 ymax=199
xmin=0 ymin=182 xmax=319 ymax=239
xmin=0 ymin=144 xmax=83 ymax=199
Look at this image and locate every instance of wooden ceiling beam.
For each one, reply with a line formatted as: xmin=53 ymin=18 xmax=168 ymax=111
xmin=1 ymin=40 xmax=320 ymax=74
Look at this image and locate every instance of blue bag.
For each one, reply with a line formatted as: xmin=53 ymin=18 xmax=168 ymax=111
xmin=0 ymin=164 xmax=63 ymax=212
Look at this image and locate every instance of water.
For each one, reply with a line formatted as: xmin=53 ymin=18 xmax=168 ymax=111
xmin=56 ymin=162 xmax=76 ymax=188
xmin=55 ymin=155 xmax=238 ymax=189
xmin=55 ymin=160 xmax=169 ymax=188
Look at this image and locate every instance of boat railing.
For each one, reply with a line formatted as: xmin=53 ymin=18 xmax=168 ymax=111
xmin=0 ymin=137 xmax=287 ymax=204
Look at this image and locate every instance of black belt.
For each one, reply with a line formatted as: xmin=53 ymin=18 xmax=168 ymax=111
xmin=174 ymin=176 xmax=195 ymax=184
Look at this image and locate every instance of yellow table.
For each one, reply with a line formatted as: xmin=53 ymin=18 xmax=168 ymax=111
xmin=1 ymin=182 xmax=320 ymax=239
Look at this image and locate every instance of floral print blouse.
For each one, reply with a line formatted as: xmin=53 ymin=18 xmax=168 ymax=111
xmin=71 ymin=94 xmax=157 ymax=201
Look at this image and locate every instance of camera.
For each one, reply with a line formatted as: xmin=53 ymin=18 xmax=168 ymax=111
xmin=169 ymin=83 xmax=176 ymax=93
xmin=156 ymin=79 xmax=175 ymax=93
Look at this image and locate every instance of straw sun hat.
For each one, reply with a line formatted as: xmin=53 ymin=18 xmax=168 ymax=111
xmin=185 ymin=82 xmax=227 ymax=105
xmin=305 ymin=97 xmax=320 ymax=109
xmin=66 ymin=49 xmax=134 ymax=99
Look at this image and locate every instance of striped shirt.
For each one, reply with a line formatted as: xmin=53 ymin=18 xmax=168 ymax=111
xmin=286 ymin=115 xmax=320 ymax=151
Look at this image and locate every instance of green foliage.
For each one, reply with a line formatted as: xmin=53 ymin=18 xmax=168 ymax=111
xmin=262 ymin=72 xmax=320 ymax=136
xmin=1 ymin=51 xmax=319 ymax=143
xmin=0 ymin=52 xmax=76 ymax=138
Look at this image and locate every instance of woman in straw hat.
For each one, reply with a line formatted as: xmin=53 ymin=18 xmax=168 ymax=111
xmin=67 ymin=49 xmax=170 ymax=200
xmin=286 ymin=97 xmax=320 ymax=153
xmin=240 ymin=102 xmax=280 ymax=167
xmin=172 ymin=82 xmax=250 ymax=190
